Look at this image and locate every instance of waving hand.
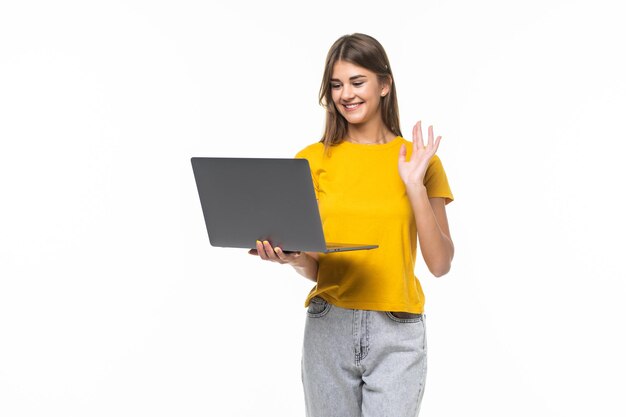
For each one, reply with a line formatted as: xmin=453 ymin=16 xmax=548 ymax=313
xmin=398 ymin=121 xmax=442 ymax=187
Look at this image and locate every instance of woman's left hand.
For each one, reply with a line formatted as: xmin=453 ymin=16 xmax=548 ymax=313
xmin=398 ymin=120 xmax=442 ymax=187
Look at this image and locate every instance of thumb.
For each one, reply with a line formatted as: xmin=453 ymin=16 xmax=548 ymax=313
xmin=398 ymin=143 xmax=406 ymax=163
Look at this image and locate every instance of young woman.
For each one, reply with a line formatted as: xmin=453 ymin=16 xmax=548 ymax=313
xmin=249 ymin=33 xmax=454 ymax=417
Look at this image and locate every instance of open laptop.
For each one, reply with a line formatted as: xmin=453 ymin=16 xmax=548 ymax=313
xmin=190 ymin=157 xmax=379 ymax=253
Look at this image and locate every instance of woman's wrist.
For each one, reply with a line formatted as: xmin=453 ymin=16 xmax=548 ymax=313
xmin=290 ymin=252 xmax=313 ymax=267
xmin=290 ymin=252 xmax=318 ymax=281
xmin=404 ymin=182 xmax=427 ymax=196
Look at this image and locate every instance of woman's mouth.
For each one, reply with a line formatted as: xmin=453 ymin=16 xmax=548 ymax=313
xmin=343 ymin=102 xmax=363 ymax=112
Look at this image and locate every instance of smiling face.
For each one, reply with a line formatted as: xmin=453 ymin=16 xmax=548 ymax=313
xmin=330 ymin=60 xmax=389 ymax=127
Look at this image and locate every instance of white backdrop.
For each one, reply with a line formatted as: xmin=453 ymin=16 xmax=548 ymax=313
xmin=1 ymin=1 xmax=625 ymax=416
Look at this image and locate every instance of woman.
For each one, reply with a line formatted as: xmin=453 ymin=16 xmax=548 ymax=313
xmin=249 ymin=33 xmax=454 ymax=417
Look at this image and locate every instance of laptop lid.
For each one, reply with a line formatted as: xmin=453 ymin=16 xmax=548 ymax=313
xmin=190 ymin=157 xmax=378 ymax=253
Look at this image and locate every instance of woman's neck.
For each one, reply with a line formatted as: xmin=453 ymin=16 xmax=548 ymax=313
xmin=346 ymin=122 xmax=396 ymax=145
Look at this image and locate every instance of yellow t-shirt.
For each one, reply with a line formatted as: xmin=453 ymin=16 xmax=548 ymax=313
xmin=294 ymin=136 xmax=454 ymax=314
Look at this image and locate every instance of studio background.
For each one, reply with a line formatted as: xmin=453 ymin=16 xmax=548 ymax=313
xmin=1 ymin=1 xmax=624 ymax=416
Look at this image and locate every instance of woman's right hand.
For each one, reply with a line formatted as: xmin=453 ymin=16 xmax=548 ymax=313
xmin=248 ymin=240 xmax=303 ymax=265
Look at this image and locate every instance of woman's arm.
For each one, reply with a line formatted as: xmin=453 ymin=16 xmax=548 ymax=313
xmin=405 ymin=190 xmax=454 ymax=277
xmin=398 ymin=121 xmax=454 ymax=277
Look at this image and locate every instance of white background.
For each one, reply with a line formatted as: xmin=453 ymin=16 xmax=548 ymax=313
xmin=1 ymin=0 xmax=625 ymax=416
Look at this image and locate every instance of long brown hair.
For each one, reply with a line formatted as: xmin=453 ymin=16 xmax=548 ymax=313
xmin=319 ymin=33 xmax=402 ymax=153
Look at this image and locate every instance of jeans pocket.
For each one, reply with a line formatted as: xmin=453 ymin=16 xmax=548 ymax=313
xmin=307 ymin=296 xmax=331 ymax=318
xmin=385 ymin=311 xmax=423 ymax=323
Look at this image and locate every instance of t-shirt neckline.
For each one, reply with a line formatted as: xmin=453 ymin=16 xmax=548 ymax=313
xmin=340 ymin=136 xmax=403 ymax=149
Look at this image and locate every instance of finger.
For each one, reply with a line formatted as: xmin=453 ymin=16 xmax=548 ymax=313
xmin=274 ymin=247 xmax=297 ymax=263
xmin=413 ymin=120 xmax=424 ymax=151
xmin=263 ymin=240 xmax=280 ymax=261
xmin=433 ymin=135 xmax=442 ymax=154
xmin=398 ymin=143 xmax=407 ymax=163
xmin=256 ymin=240 xmax=268 ymax=260
xmin=428 ymin=125 xmax=434 ymax=148
xmin=274 ymin=246 xmax=287 ymax=262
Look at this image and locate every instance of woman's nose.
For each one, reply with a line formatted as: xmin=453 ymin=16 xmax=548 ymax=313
xmin=341 ymin=85 xmax=355 ymax=100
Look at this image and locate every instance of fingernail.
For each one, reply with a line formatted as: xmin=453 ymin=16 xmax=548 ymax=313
xmin=256 ymin=240 xmax=261 ymax=245
xmin=263 ymin=240 xmax=269 ymax=245
xmin=274 ymin=247 xmax=280 ymax=252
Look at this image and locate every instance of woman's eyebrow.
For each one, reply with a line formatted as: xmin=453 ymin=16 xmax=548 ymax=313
xmin=330 ymin=75 xmax=367 ymax=82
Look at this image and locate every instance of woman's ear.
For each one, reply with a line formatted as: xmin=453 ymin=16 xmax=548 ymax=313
xmin=381 ymin=75 xmax=393 ymax=97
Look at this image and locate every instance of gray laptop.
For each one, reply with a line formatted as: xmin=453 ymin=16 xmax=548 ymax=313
xmin=190 ymin=157 xmax=379 ymax=253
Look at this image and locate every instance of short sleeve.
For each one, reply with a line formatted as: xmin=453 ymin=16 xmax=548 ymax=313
xmin=295 ymin=147 xmax=320 ymax=200
xmin=424 ymin=155 xmax=454 ymax=204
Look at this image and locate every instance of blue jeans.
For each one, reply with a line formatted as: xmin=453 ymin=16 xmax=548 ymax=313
xmin=302 ymin=296 xmax=427 ymax=417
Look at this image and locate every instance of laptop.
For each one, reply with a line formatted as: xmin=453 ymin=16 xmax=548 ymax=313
xmin=190 ymin=157 xmax=379 ymax=253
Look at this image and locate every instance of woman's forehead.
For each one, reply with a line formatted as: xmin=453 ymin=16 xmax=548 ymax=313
xmin=331 ymin=60 xmax=374 ymax=78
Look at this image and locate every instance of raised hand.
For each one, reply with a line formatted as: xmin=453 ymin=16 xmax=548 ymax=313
xmin=398 ymin=121 xmax=442 ymax=187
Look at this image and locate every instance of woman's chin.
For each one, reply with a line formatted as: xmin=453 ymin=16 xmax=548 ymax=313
xmin=342 ymin=114 xmax=366 ymax=125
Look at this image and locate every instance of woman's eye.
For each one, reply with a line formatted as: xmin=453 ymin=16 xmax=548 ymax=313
xmin=353 ymin=82 xmax=364 ymax=87
xmin=331 ymin=84 xmax=341 ymax=89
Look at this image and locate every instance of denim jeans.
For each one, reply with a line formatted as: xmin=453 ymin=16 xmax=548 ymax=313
xmin=302 ymin=296 xmax=427 ymax=417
